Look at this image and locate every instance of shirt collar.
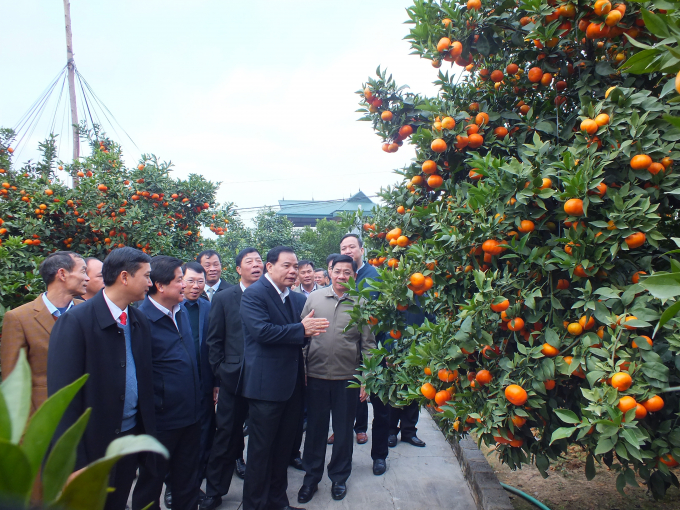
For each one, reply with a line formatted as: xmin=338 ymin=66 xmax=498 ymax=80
xmin=356 ymin=260 xmax=365 ymax=273
xmin=265 ymin=273 xmax=290 ymax=302
xmin=325 ymin=284 xmax=353 ymax=302
xmin=42 ymin=292 xmax=74 ymax=316
xmin=206 ymin=280 xmax=221 ymax=292
xmin=239 ymin=281 xmax=247 ymax=292
xmin=102 ymin=289 xmax=128 ymax=325
xmin=300 ymin=283 xmax=317 ymax=296
xmin=148 ymin=296 xmax=180 ymax=319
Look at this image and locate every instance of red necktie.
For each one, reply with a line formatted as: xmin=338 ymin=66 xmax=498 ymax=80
xmin=120 ymin=311 xmax=127 ymax=326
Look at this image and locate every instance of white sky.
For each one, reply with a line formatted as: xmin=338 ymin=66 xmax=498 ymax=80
xmin=0 ymin=1 xmax=442 ymax=224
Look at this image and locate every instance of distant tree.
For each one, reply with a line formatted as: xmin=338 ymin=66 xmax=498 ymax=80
xmin=297 ymin=219 xmax=346 ymax=268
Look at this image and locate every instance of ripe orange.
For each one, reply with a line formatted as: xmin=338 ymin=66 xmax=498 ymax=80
xmin=634 ymin=403 xmax=647 ymax=420
xmin=564 ymin=198 xmax=584 ymax=216
xmin=661 ymin=157 xmax=673 ymax=168
xmin=659 ymin=454 xmax=679 ymax=467
xmin=617 ymin=395 xmax=637 ymax=413
xmin=490 ymin=298 xmax=510 ymax=312
xmin=410 ymin=272 xmax=426 ymax=288
xmin=468 ymin=133 xmax=484 ymax=148
xmin=396 ymin=205 xmax=405 ymax=215
xmin=450 ymin=41 xmax=463 ymax=58
xmin=396 ymin=235 xmax=409 ymax=247
xmin=398 ymin=125 xmax=413 ymax=138
xmin=390 ymin=329 xmax=402 ymax=339
xmin=511 ymin=415 xmax=526 ymax=427
xmin=494 ymin=126 xmax=509 ymax=138
xmin=630 ymin=154 xmax=652 ymax=170
xmin=431 ymin=138 xmax=447 ymax=153
xmin=580 ymin=119 xmax=598 ymax=134
xmin=567 ymin=322 xmax=584 ymax=335
xmin=508 ymin=317 xmax=525 ymax=331
xmin=527 ymin=67 xmax=543 ymax=83
xmin=648 ymin=162 xmax=664 ymax=175
xmin=557 ymin=279 xmax=570 ymax=290
xmin=475 ymin=112 xmax=490 ymax=126
xmin=467 ymin=0 xmax=481 ymax=10
xmin=421 ymin=382 xmax=436 ymax=399
xmin=490 ymin=70 xmax=504 ymax=83
xmin=631 ymin=335 xmax=652 ymax=348
xmin=625 ymin=232 xmax=646 ymax=249
xmin=435 ymin=390 xmax=452 ymax=406
xmin=544 ymin=379 xmax=556 ymax=390
xmin=505 ymin=385 xmax=528 ymax=406
xmin=518 ymin=220 xmax=535 ymax=233
xmin=579 ymin=315 xmax=595 ymax=330
xmin=506 ymin=63 xmax=519 ymax=75
xmin=424 ymin=367 xmax=432 ymax=376
xmin=642 ymin=395 xmax=664 ymax=412
xmin=381 ymin=110 xmax=393 ymax=121
xmin=428 ymin=174 xmax=444 ymax=188
xmin=422 ymin=160 xmax=437 ymax=174
xmin=441 ymin=116 xmax=456 ymax=130
xmin=438 ymin=369 xmax=458 ymax=382
xmin=594 ymin=0 xmax=612 ymax=16
xmin=386 ymin=228 xmax=402 ymax=240
xmin=541 ymin=343 xmax=559 ymax=357
xmin=436 ymin=37 xmax=451 ymax=52
xmin=476 ymin=369 xmax=493 ymax=385
xmin=611 ymin=372 xmax=632 ymax=391
xmin=595 ymin=113 xmax=610 ymax=126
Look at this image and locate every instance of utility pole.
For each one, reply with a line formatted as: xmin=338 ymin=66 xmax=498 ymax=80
xmin=63 ymin=0 xmax=80 ymax=168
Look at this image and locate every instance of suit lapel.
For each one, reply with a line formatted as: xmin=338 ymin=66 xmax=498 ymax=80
xmin=263 ymin=277 xmax=294 ymax=322
xmin=33 ymin=297 xmax=55 ymax=335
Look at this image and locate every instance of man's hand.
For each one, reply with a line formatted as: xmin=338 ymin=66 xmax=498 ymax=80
xmin=213 ymin=387 xmax=219 ymax=406
xmin=301 ymin=310 xmax=329 ymax=337
xmin=360 ymin=386 xmax=368 ymax=402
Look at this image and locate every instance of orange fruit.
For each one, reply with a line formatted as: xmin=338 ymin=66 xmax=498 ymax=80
xmin=468 ymin=133 xmax=484 ymax=148
xmin=476 ymin=369 xmax=493 ymax=385
xmin=518 ymin=220 xmax=535 ymax=233
xmin=634 ymin=403 xmax=647 ymax=420
xmin=431 ymin=138 xmax=447 ymax=153
xmin=491 ymin=70 xmax=504 ymax=83
xmin=617 ymin=395 xmax=637 ymax=413
xmin=506 ymin=63 xmax=519 ymax=75
xmin=396 ymin=205 xmax=405 ymax=215
xmin=527 ymin=67 xmax=543 ymax=83
xmin=435 ymin=390 xmax=452 ymax=406
xmin=541 ymin=343 xmax=559 ymax=357
xmin=631 ymin=335 xmax=653 ymax=348
xmin=508 ymin=318 xmax=525 ymax=331
xmin=436 ymin=37 xmax=452 ymax=52
xmin=659 ymin=454 xmax=679 ymax=467
xmin=494 ymin=126 xmax=509 ymax=138
xmin=410 ymin=273 xmax=425 ymax=288
xmin=625 ymin=232 xmax=646 ymax=249
xmin=475 ymin=112 xmax=490 ymax=126
xmin=390 ymin=329 xmax=402 ymax=339
xmin=567 ymin=322 xmax=583 ymax=335
xmin=381 ymin=111 xmax=393 ymax=121
xmin=450 ymin=41 xmax=463 ymax=58
xmin=544 ymin=379 xmax=556 ymax=390
xmin=580 ymin=119 xmax=598 ymax=134
xmin=441 ymin=116 xmax=456 ymax=130
xmin=564 ymin=198 xmax=584 ymax=216
xmin=661 ymin=157 xmax=673 ymax=168
xmin=398 ymin=125 xmax=413 ymax=138
xmin=611 ymin=372 xmax=632 ymax=391
xmin=648 ymin=162 xmax=664 ymax=175
xmin=422 ymin=160 xmax=437 ymax=174
xmin=469 ymin=169 xmax=482 ymax=180
xmin=594 ymin=0 xmax=612 ymax=16
xmin=642 ymin=395 xmax=664 ymax=412
xmin=467 ymin=0 xmax=481 ymax=10
xmin=421 ymin=383 xmax=437 ymax=399
xmin=490 ymin=298 xmax=510 ymax=312
xmin=505 ymin=385 xmax=528 ymax=406
xmin=438 ymin=369 xmax=458 ymax=382
xmin=595 ymin=113 xmax=610 ymax=126
xmin=630 ymin=154 xmax=652 ymax=170
xmin=579 ymin=315 xmax=595 ymax=330
xmin=428 ymin=174 xmax=444 ymax=188
xmin=511 ymin=415 xmax=526 ymax=427
xmin=396 ymin=235 xmax=409 ymax=247
xmin=557 ymin=279 xmax=570 ymax=290
xmin=424 ymin=367 xmax=432 ymax=376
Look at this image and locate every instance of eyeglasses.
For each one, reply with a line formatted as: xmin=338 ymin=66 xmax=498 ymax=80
xmin=332 ymin=270 xmax=354 ymax=277
xmin=185 ymin=280 xmax=205 ymax=286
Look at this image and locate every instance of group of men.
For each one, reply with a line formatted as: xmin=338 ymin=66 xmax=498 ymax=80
xmin=0 ymin=233 xmax=427 ymax=510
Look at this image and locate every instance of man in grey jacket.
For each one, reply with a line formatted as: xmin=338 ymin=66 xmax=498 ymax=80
xmin=296 ymin=255 xmax=375 ymax=504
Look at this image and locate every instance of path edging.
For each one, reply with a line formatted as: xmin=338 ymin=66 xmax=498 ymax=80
xmin=427 ymin=407 xmax=514 ymax=510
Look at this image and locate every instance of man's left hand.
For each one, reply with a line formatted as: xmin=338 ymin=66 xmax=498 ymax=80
xmin=360 ymin=386 xmax=368 ymax=402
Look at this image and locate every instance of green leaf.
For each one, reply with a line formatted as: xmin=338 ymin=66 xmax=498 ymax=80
xmin=42 ymin=409 xmax=91 ymax=503
xmin=550 ymin=426 xmax=577 ymax=444
xmin=0 ymin=440 xmax=33 ymax=505
xmin=595 ymin=61 xmax=617 ymax=76
xmin=53 ymin=434 xmax=169 ymax=510
xmin=585 ymin=454 xmax=596 ymax=480
xmin=641 ymin=9 xmax=671 ymax=39
xmin=476 ymin=34 xmax=491 ymax=56
xmin=621 ymin=49 xmax=659 ymax=74
xmin=545 ymin=327 xmax=560 ymax=348
xmin=616 ymin=472 xmax=626 ymax=496
xmin=0 ymin=391 xmax=11 ymax=442
xmin=554 ymin=408 xmax=580 ymax=424
xmin=658 ymin=299 xmax=680 ymax=329
xmin=594 ymin=437 xmax=615 ymax=455
xmin=21 ymin=375 xmax=88 ymax=485
xmin=0 ymin=349 xmax=32 ymax=444
xmin=640 ymin=274 xmax=680 ymax=299
xmin=663 ymin=114 xmax=680 ymax=129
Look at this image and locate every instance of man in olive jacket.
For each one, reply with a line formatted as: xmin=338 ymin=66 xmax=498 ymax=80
xmin=296 ymin=255 xmax=375 ymax=504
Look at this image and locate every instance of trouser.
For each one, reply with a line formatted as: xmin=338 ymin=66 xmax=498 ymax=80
xmin=369 ymin=394 xmax=390 ymax=461
xmin=132 ymin=421 xmax=201 ymax=510
xmin=290 ymin=403 xmax=305 ymax=461
xmin=205 ymin=388 xmax=248 ymax=497
xmin=104 ymin=423 xmax=143 ymax=510
xmin=243 ymin=376 xmax=304 ymax=510
xmin=354 ymin=397 xmax=369 ymax=434
xmin=198 ymin=394 xmax=216 ymax=483
xmin=389 ymin=400 xmax=420 ymax=439
xmin=302 ymin=378 xmax=359 ymax=486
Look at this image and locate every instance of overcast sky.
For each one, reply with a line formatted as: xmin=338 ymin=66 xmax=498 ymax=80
xmin=1 ymin=1 xmax=442 ymax=224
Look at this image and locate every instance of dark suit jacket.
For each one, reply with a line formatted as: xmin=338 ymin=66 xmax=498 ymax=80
xmin=239 ymin=277 xmax=307 ymax=402
xmin=47 ymin=290 xmax=156 ymax=470
xmin=138 ymin=298 xmax=201 ymax=431
xmin=206 ymin=284 xmax=245 ymax=395
xmin=183 ymin=297 xmax=215 ymax=397
xmin=200 ymin=278 xmax=231 ymax=301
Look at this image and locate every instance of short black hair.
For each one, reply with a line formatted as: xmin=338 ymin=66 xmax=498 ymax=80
xmin=326 ymin=253 xmax=339 ymax=266
xmin=182 ymin=261 xmax=206 ymax=276
xmin=266 ymin=246 xmax=296 ymax=265
xmin=299 ymin=259 xmax=315 ymax=270
xmin=149 ymin=255 xmax=184 ymax=295
xmin=314 ymin=268 xmax=326 ymax=274
xmin=39 ymin=251 xmax=82 ymax=286
xmin=236 ymin=247 xmax=261 ymax=267
xmin=197 ymin=250 xmax=221 ymax=264
xmin=330 ymin=254 xmax=358 ymax=273
xmin=102 ymin=247 xmax=152 ymax=286
xmin=340 ymin=233 xmax=363 ymax=247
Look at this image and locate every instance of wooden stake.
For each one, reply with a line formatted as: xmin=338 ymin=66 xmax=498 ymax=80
xmin=63 ymin=0 xmax=79 ymax=174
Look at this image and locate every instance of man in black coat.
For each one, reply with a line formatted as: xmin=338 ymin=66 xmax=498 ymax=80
xmin=200 ymin=247 xmax=264 ymax=510
xmin=240 ymin=246 xmax=329 ymax=510
xmin=48 ymin=247 xmax=156 ymax=510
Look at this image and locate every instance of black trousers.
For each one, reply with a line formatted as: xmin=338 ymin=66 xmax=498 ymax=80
xmin=290 ymin=403 xmax=305 ymax=460
xmin=198 ymin=394 xmax=217 ymax=484
xmin=243 ymin=376 xmax=304 ymax=510
xmin=104 ymin=423 xmax=143 ymax=510
xmin=389 ymin=401 xmax=420 ymax=439
xmin=369 ymin=394 xmax=390 ymax=461
xmin=205 ymin=388 xmax=248 ymax=497
xmin=302 ymin=378 xmax=359 ymax=486
xmin=354 ymin=397 xmax=368 ymax=434
xmin=132 ymin=421 xmax=201 ymax=510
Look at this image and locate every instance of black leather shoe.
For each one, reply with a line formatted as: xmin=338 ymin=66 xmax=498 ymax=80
xmin=163 ymin=489 xmax=172 ymax=508
xmin=387 ymin=434 xmax=397 ymax=447
xmin=289 ymin=457 xmax=304 ymax=471
xmin=235 ymin=457 xmax=246 ymax=479
xmin=198 ymin=496 xmax=221 ymax=510
xmin=297 ymin=483 xmax=318 ymax=503
xmin=331 ymin=482 xmax=347 ymax=500
xmin=402 ymin=435 xmax=426 ymax=447
xmin=373 ymin=458 xmax=386 ymax=476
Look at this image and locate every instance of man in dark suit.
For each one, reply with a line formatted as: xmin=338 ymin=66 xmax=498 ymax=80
xmin=197 ymin=250 xmax=230 ymax=302
xmin=240 ymin=246 xmax=329 ymax=510
xmin=48 ymin=247 xmax=156 ymax=510
xmin=200 ymin=248 xmax=264 ymax=510
xmin=132 ymin=256 xmax=202 ymax=510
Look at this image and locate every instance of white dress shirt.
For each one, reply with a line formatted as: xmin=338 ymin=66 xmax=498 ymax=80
xmin=102 ymin=289 xmax=129 ymax=326
xmin=148 ymin=296 xmax=180 ymax=329
xmin=265 ymin=273 xmax=290 ymax=303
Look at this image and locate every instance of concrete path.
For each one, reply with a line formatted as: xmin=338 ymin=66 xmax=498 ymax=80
xmin=192 ymin=407 xmax=476 ymax=510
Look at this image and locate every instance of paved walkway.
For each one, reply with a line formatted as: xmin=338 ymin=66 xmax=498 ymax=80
xmin=189 ymin=407 xmax=476 ymax=510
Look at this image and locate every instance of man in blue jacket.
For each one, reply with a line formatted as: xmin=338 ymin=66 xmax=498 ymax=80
xmin=132 ymin=256 xmax=202 ymax=510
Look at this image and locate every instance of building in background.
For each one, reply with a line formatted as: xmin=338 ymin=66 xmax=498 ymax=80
xmin=276 ymin=191 xmax=375 ymax=227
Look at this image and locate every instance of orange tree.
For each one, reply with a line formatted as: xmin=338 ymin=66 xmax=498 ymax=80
xmin=0 ymin=127 xmax=236 ymax=328
xmin=348 ymin=0 xmax=680 ymax=498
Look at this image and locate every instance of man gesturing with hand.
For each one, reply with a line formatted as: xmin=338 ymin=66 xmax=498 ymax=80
xmin=239 ymin=246 xmax=328 ymax=510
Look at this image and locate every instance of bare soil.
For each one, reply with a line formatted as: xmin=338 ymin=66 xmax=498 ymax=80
xmin=479 ymin=442 xmax=680 ymax=510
